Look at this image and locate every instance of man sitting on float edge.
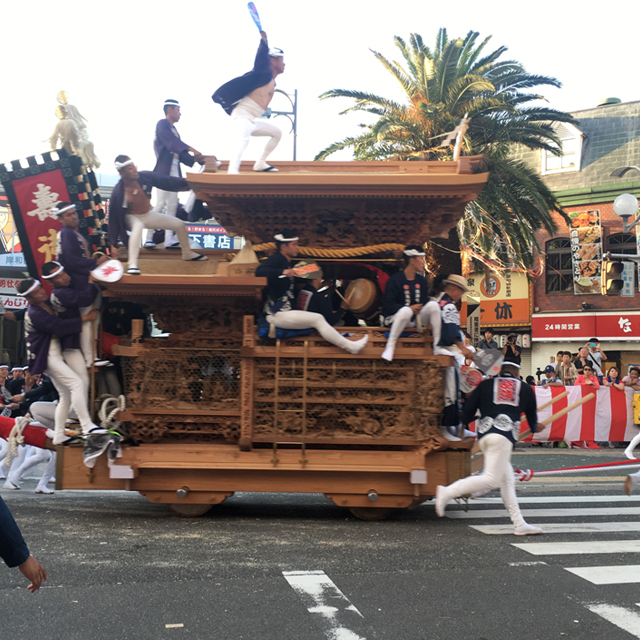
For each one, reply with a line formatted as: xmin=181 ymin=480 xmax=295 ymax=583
xmin=255 ymin=231 xmax=368 ymax=354
xmin=296 ymin=262 xmax=348 ymax=327
xmin=380 ymin=245 xmax=431 ymax=362
xmin=108 ymin=155 xmax=207 ymax=275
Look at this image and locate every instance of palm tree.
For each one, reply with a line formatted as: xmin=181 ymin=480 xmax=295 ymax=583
xmin=315 ymin=29 xmax=576 ymax=272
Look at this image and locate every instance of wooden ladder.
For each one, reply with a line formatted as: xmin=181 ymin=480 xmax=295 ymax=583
xmin=272 ymin=338 xmax=309 ymax=467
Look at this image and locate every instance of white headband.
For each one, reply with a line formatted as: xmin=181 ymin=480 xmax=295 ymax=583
xmin=52 ymin=204 xmax=76 ymax=216
xmin=164 ymin=101 xmax=180 ymax=107
xmin=268 ymin=48 xmax=284 ymax=57
xmin=42 ymin=261 xmax=64 ymax=280
xmin=0 ymin=365 xmax=7 ymax=369
xmin=17 ymin=280 xmax=41 ymax=297
xmin=114 ymin=159 xmax=134 ymax=171
xmin=404 ymin=249 xmax=426 ymax=257
xmin=274 ymin=234 xmax=299 ymax=242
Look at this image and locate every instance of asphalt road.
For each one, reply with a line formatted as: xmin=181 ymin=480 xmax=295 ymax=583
xmin=1 ymin=449 xmax=639 ymax=640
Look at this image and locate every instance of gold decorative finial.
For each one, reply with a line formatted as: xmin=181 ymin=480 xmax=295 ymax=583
xmin=56 ymin=90 xmax=69 ymax=105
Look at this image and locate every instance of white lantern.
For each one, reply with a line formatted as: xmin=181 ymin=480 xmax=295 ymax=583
xmin=522 ymin=334 xmax=531 ymax=348
xmin=613 ymin=193 xmax=639 ymax=218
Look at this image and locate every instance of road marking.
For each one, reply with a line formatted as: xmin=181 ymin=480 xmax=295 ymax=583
xmin=585 ymin=603 xmax=640 ymax=638
xmin=513 ymin=540 xmax=640 ymax=555
xmin=471 ymin=522 xmax=640 ymax=535
xmin=508 ymin=561 xmax=548 ymax=566
xmin=283 ymin=570 xmax=370 ymax=640
xmin=566 ymin=565 xmax=640 ymax=585
xmin=470 ymin=495 xmax=640 ymax=504
xmin=447 ymin=507 xmax=640 ymax=519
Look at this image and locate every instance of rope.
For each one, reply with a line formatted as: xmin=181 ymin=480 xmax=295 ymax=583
xmin=514 ymin=458 xmax=640 ymax=482
xmin=98 ymin=395 xmax=126 ymax=432
xmin=6 ymin=417 xmax=30 ymax=466
xmin=252 ymin=242 xmax=405 ymax=257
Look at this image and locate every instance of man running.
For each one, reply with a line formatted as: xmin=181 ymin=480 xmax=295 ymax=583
xmin=213 ymin=31 xmax=285 ymax=174
xmin=435 ymin=361 xmax=543 ymax=536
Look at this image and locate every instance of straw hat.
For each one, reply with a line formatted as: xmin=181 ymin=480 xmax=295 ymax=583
xmin=443 ymin=274 xmax=468 ymax=292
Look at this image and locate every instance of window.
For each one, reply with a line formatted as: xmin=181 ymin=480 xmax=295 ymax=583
xmin=545 ymin=238 xmax=573 ymax=292
xmin=607 ymin=232 xmax=637 ymax=255
xmin=542 ymin=123 xmax=583 ymax=175
xmin=607 ymin=232 xmax=637 ymax=288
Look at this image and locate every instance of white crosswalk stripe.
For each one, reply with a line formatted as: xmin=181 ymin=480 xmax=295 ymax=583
xmin=457 ymin=492 xmax=640 ymax=635
xmin=448 ymin=506 xmax=640 ymax=518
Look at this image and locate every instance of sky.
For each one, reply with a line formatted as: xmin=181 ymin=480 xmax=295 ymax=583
xmin=1 ymin=0 xmax=638 ymax=179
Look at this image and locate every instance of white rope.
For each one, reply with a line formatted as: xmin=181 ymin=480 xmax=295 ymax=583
xmin=98 ymin=395 xmax=126 ymax=431
xmin=6 ymin=417 xmax=31 ymax=466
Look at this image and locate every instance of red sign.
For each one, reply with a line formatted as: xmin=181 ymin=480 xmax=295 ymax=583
xmin=11 ymin=170 xmax=68 ymax=294
xmin=532 ymin=312 xmax=640 ymax=341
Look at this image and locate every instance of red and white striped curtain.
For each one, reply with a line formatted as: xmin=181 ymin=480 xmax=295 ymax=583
xmin=521 ymin=386 xmax=640 ymax=443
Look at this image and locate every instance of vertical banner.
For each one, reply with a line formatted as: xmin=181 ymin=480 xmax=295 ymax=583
xmin=0 ymin=150 xmax=107 ymax=294
xmin=621 ymin=261 xmax=634 ymax=297
xmin=569 ymin=210 xmax=602 ymax=295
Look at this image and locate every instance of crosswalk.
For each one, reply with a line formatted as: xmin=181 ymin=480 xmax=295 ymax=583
xmin=448 ymin=493 xmax=640 ymax=637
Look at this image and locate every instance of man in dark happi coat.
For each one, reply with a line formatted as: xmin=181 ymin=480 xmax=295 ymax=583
xmin=212 ymin=31 xmax=285 ymax=174
xmin=17 ymin=278 xmax=105 ymax=445
xmin=108 ymin=156 xmax=206 ymax=275
xmin=148 ymin=99 xmax=206 ymax=249
xmin=255 ymin=231 xmax=368 ymax=353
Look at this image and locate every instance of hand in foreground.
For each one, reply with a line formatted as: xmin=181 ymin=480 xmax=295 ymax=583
xmin=96 ymin=255 xmax=109 ymax=266
xmin=110 ymin=246 xmax=121 ymax=260
xmin=460 ymin=346 xmax=475 ymax=360
xmin=409 ymin=303 xmax=423 ymax=315
xmin=18 ymin=555 xmax=47 ymax=593
xmin=11 ymin=394 xmax=24 ymax=402
xmin=3 ymin=311 xmax=16 ymax=321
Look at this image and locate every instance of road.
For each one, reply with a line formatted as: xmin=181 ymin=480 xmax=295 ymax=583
xmin=1 ymin=449 xmax=639 ymax=640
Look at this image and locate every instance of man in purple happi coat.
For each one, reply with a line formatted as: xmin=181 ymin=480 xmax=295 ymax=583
xmin=108 ymin=156 xmax=206 ymax=275
xmin=147 ymin=99 xmax=205 ymax=249
xmin=212 ymin=31 xmax=285 ymax=174
xmin=54 ymin=202 xmax=107 ymax=367
xmin=17 ymin=278 xmax=105 ymax=445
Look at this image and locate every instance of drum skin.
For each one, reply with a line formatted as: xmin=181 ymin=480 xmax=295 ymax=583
xmin=344 ymin=278 xmax=381 ymax=320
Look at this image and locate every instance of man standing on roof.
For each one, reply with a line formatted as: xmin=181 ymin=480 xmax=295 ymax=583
xmin=212 ymin=31 xmax=284 ymax=174
xmin=147 ymin=99 xmax=206 ymax=250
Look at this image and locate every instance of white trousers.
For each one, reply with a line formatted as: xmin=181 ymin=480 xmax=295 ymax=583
xmin=7 ymin=443 xmax=56 ymax=488
xmin=154 ymin=159 xmax=180 ymax=245
xmin=228 ymin=97 xmax=282 ymax=174
xmin=45 ymin=340 xmax=93 ymax=439
xmin=126 ymin=210 xmax=199 ymax=269
xmin=0 ymin=441 xmax=26 ymax=477
xmin=79 ymin=287 xmax=101 ymax=368
xmin=383 ymin=306 xmax=432 ymax=359
xmin=270 ymin=310 xmax=360 ymax=353
xmin=442 ymin=433 xmax=525 ymax=527
xmin=30 ymin=401 xmax=78 ymax=428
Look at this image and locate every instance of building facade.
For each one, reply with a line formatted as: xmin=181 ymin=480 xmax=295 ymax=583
xmin=514 ymin=100 xmax=640 ymax=378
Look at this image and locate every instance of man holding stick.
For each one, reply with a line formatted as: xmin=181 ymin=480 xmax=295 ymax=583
xmin=435 ymin=362 xmax=543 ymax=536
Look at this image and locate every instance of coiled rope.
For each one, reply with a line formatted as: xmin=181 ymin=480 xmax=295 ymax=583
xmin=252 ymin=242 xmax=405 ymax=257
xmin=6 ymin=416 xmax=31 ymax=466
xmin=99 ymin=395 xmax=127 ymax=432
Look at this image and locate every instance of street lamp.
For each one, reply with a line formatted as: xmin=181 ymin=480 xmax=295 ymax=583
xmin=611 ymin=166 xmax=640 ymax=232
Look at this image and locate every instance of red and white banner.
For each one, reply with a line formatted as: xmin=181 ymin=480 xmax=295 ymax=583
xmin=532 ymin=311 xmax=640 ymax=341
xmin=520 ymin=386 xmax=640 ymax=443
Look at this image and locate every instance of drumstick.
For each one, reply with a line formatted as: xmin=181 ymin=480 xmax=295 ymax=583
xmin=537 ymin=390 xmax=569 ymax=412
xmin=335 ymin=289 xmax=354 ymax=306
xmin=518 ymin=392 xmax=595 ymax=441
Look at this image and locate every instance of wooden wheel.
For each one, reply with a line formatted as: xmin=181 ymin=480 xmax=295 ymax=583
xmin=349 ymin=507 xmax=394 ymax=521
xmin=168 ymin=504 xmax=213 ymax=517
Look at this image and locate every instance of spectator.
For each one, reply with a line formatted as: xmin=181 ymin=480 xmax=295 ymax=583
xmin=538 ymin=365 xmax=563 ymax=387
xmin=573 ymin=347 xmax=591 ymax=375
xmin=502 ymin=332 xmax=521 ymax=365
xmin=557 ymin=351 xmax=578 ymax=386
xmin=585 ymin=339 xmax=606 ymax=379
xmin=623 ymin=367 xmax=640 ymax=391
xmin=603 ymin=366 xmax=625 ymax=391
xmin=525 ymin=375 xmax=536 ymax=387
xmin=476 ymin=328 xmax=498 ymax=350
xmin=575 ymin=365 xmax=600 ymax=389
xmin=0 ymin=365 xmax=20 ymax=416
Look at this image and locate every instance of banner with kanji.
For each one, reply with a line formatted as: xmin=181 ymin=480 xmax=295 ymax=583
xmin=0 ymin=149 xmax=107 ymax=294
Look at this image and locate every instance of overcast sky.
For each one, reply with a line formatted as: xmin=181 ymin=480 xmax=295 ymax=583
xmin=1 ymin=0 xmax=637 ymax=178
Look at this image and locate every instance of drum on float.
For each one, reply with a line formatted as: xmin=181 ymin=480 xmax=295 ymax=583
xmin=344 ymin=278 xmax=381 ymax=323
